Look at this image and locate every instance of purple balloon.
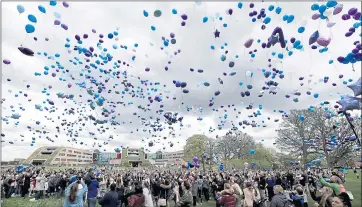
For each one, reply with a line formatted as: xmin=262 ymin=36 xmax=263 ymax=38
xmin=261 ymin=43 xmax=266 ymax=48
xmin=83 ymin=34 xmax=88 ymax=39
xmin=309 ymin=31 xmax=319 ymax=45
xmin=3 ymin=59 xmax=11 ymax=65
xmin=267 ymin=27 xmax=286 ymax=48
xmin=61 ymin=24 xmax=68 ymax=30
xmin=249 ymin=3 xmax=254 ymax=8
xmin=312 ymin=13 xmax=320 ymax=20
xmin=181 ymin=21 xmax=186 ymax=26
xmin=244 ymin=38 xmax=254 ymax=48
xmin=317 ymin=36 xmax=331 ymax=47
xmin=354 ymin=12 xmax=361 ymax=20
xmin=92 ymin=29 xmax=96 ymax=33
xmin=228 ymin=9 xmax=233 ymax=15
xmin=63 ymin=2 xmax=69 ymax=8
xmin=333 ymin=4 xmax=343 ymax=15
xmin=345 ymin=31 xmax=353 ymax=37
xmin=349 ymin=27 xmax=356 ymax=32
xmin=348 ymin=8 xmax=358 ymax=15
xmin=170 ymin=33 xmax=175 ymax=38
xmin=327 ymin=22 xmax=336 ymax=28
xmin=18 ymin=47 xmax=34 ymax=56
xmin=337 ymin=57 xmax=345 ymax=62
xmin=75 ymin=35 xmax=80 ymax=41
xmin=54 ymin=20 xmax=61 ymax=25
xmin=290 ymin=37 xmax=296 ymax=43
xmin=342 ymin=14 xmax=350 ymax=20
xmin=181 ymin=14 xmax=188 ymax=20
xmin=311 ymin=45 xmax=318 ymax=49
xmin=193 ymin=156 xmax=199 ymax=163
xmin=355 ymin=53 xmax=362 ymax=59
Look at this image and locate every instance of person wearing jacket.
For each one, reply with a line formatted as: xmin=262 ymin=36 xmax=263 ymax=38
xmin=270 ymin=185 xmax=290 ymax=207
xmin=63 ymin=180 xmax=88 ymax=207
xmin=87 ymin=174 xmax=99 ymax=207
xmin=176 ymin=181 xmax=193 ymax=207
xmin=266 ymin=175 xmax=276 ymax=201
xmin=142 ymin=181 xmax=154 ymax=207
xmin=217 ymin=183 xmax=235 ymax=207
xmin=99 ymin=183 xmax=121 ymax=207
xmin=128 ymin=185 xmax=145 ymax=207
xmin=191 ymin=179 xmax=199 ymax=206
xmin=202 ymin=177 xmax=210 ymax=202
xmin=319 ymin=176 xmax=345 ymax=196
xmin=243 ymin=182 xmax=258 ymax=207
xmin=231 ymin=183 xmax=242 ymax=207
xmin=57 ymin=175 xmax=68 ymax=198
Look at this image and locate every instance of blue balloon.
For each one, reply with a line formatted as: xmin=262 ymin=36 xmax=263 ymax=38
xmin=25 ymin=24 xmax=35 ymax=33
xmin=282 ymin=15 xmax=289 ymax=21
xmin=263 ymin=17 xmax=271 ymax=24
xmin=297 ymin=26 xmax=305 ymax=33
xmin=299 ymin=115 xmax=305 ymax=121
xmin=249 ymin=149 xmax=255 ymax=155
xmin=268 ymin=5 xmax=274 ymax=11
xmin=28 ymin=14 xmax=37 ymax=23
xmin=203 ymin=16 xmax=208 ymax=23
xmin=278 ymin=53 xmax=284 ymax=59
xmin=143 ymin=10 xmax=149 ymax=17
xmin=275 ymin=7 xmax=282 ymax=14
xmin=287 ymin=15 xmax=294 ymax=23
xmin=237 ymin=2 xmax=243 ymax=9
xmin=172 ymin=9 xmax=177 ymax=14
xmin=311 ymin=4 xmax=319 ymax=11
xmin=326 ymin=1 xmax=338 ymax=8
xmin=17 ymin=5 xmax=25 ymax=13
xmin=38 ymin=5 xmax=46 ymax=13
xmin=151 ymin=26 xmax=156 ymax=31
xmin=49 ymin=1 xmax=57 ymax=6
xmin=319 ymin=5 xmax=327 ymax=13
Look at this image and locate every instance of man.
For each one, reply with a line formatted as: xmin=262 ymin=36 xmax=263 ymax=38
xmin=99 ymin=183 xmax=121 ymax=207
xmin=87 ymin=173 xmax=99 ymax=207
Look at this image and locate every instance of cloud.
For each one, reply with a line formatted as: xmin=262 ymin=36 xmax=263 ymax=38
xmin=2 ymin=2 xmax=361 ymax=161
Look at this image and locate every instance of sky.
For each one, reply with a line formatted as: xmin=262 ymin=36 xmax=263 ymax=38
xmin=1 ymin=1 xmax=361 ymax=161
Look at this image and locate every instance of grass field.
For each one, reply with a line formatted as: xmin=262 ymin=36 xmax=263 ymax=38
xmin=3 ymin=170 xmax=361 ymax=207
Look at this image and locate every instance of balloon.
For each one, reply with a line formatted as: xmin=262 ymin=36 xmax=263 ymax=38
xmin=246 ymin=71 xmax=253 ymax=77
xmin=324 ymin=8 xmax=333 ymax=17
xmin=309 ymin=31 xmax=319 ymax=45
xmin=3 ymin=59 xmax=11 ymax=65
xmin=287 ymin=15 xmax=294 ymax=23
xmin=244 ymin=38 xmax=254 ymax=48
xmin=337 ymin=95 xmax=362 ymax=111
xmin=193 ymin=156 xmax=199 ymax=163
xmin=154 ymin=10 xmax=162 ymax=17
xmin=311 ymin=4 xmax=319 ymax=11
xmin=17 ymin=5 xmax=25 ymax=14
xmin=25 ymin=24 xmax=35 ymax=33
xmin=237 ymin=2 xmax=243 ymax=9
xmin=347 ymin=77 xmax=362 ymax=97
xmin=203 ymin=16 xmax=208 ymax=23
xmin=266 ymin=27 xmax=286 ymax=48
xmin=263 ymin=17 xmax=271 ymax=24
xmin=348 ymin=8 xmax=358 ymax=16
xmin=249 ymin=149 xmax=255 ymax=155
xmin=319 ymin=5 xmax=327 ymax=14
xmin=317 ymin=36 xmax=331 ymax=47
xmin=333 ymin=4 xmax=343 ymax=15
xmin=28 ymin=14 xmax=37 ymax=23
xmin=18 ymin=47 xmax=34 ymax=56
xmin=312 ymin=13 xmax=320 ymax=20
xmin=326 ymin=1 xmax=338 ymax=8
xmin=50 ymin=1 xmax=57 ymax=6
xmin=298 ymin=27 xmax=305 ymax=33
xmin=143 ymin=10 xmax=149 ymax=17
xmin=327 ymin=22 xmax=336 ymax=28
xmin=38 ymin=5 xmax=46 ymax=13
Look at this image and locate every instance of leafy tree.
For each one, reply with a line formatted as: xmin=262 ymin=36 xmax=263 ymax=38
xmin=183 ymin=134 xmax=209 ymax=162
xmin=215 ymin=131 xmax=255 ymax=160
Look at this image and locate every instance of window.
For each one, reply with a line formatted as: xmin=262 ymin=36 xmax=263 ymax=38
xmin=40 ymin=151 xmax=53 ymax=155
xmin=68 ymin=150 xmax=73 ymax=153
xmin=58 ymin=153 xmax=65 ymax=156
xmin=61 ymin=158 xmax=66 ymax=161
xmin=54 ymin=158 xmax=60 ymax=161
xmin=47 ymin=147 xmax=57 ymax=151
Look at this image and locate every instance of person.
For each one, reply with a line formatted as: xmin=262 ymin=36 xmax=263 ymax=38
xmin=176 ymin=181 xmax=193 ymax=207
xmin=99 ymin=175 xmax=107 ymax=198
xmin=217 ymin=183 xmax=235 ymax=207
xmin=310 ymin=186 xmax=334 ymax=207
xmin=57 ymin=175 xmax=67 ymax=198
xmin=128 ymin=185 xmax=145 ymax=207
xmin=159 ymin=179 xmax=171 ymax=207
xmin=142 ymin=181 xmax=154 ymax=207
xmin=63 ymin=180 xmax=88 ymax=207
xmin=266 ymin=174 xmax=275 ymax=201
xmin=332 ymin=193 xmax=352 ymax=207
xmin=87 ymin=173 xmax=99 ymax=207
xmin=231 ymin=183 xmax=242 ymax=207
xmin=269 ymin=185 xmax=289 ymax=207
xmin=99 ymin=183 xmax=121 ymax=207
xmin=197 ymin=175 xmax=203 ymax=204
xmin=243 ymin=182 xmax=258 ymax=207
xmin=289 ymin=186 xmax=308 ymax=207
xmin=319 ymin=174 xmax=345 ymax=196
xmin=202 ymin=177 xmax=210 ymax=202
xmin=191 ymin=178 xmax=198 ymax=206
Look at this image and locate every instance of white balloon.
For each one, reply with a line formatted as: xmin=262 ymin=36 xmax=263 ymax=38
xmin=300 ymin=19 xmax=307 ymax=26
xmin=246 ymin=71 xmax=253 ymax=77
xmin=324 ymin=8 xmax=333 ymax=17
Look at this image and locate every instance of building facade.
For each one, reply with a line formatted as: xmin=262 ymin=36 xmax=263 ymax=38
xmin=149 ymin=150 xmax=184 ymax=167
xmin=96 ymin=152 xmax=122 ymax=165
xmin=121 ymin=148 xmax=150 ymax=167
xmin=23 ymin=146 xmax=94 ymax=167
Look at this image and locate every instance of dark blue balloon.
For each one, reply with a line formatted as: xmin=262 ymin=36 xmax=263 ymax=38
xmin=28 ymin=14 xmax=37 ymax=23
xmin=38 ymin=5 xmax=46 ymax=13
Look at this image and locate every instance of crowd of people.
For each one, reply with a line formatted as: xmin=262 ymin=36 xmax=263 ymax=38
xmin=0 ymin=165 xmax=359 ymax=207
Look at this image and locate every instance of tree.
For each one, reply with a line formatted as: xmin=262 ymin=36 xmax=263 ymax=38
xmin=183 ymin=134 xmax=209 ymax=162
xmin=275 ymin=107 xmax=361 ymax=168
xmin=204 ymin=138 xmax=217 ymax=165
xmin=215 ymin=131 xmax=255 ymax=160
xmin=275 ymin=109 xmax=318 ymax=167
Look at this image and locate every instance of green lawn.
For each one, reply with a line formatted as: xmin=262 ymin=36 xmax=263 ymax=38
xmin=3 ymin=170 xmax=361 ymax=207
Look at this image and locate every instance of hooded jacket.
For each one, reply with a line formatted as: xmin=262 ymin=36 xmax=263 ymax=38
xmin=128 ymin=193 xmax=145 ymax=207
xmin=218 ymin=190 xmax=235 ymax=207
xmin=270 ymin=193 xmax=289 ymax=207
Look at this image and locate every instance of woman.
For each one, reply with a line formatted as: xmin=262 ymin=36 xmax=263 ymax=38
xmin=128 ymin=185 xmax=145 ymax=207
xmin=143 ymin=181 xmax=153 ymax=207
xmin=310 ymin=186 xmax=334 ymax=207
xmin=269 ymin=185 xmax=289 ymax=207
xmin=243 ymin=182 xmax=257 ymax=207
xmin=231 ymin=183 xmax=242 ymax=207
xmin=331 ymin=193 xmax=352 ymax=207
xmin=159 ymin=178 xmax=172 ymax=207
xmin=63 ymin=180 xmax=88 ymax=207
xmin=218 ymin=183 xmax=235 ymax=207
xmin=176 ymin=181 xmax=193 ymax=207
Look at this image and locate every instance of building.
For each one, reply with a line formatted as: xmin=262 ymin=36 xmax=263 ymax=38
xmin=121 ymin=148 xmax=151 ymax=167
xmin=96 ymin=152 xmax=122 ymax=165
xmin=23 ymin=146 xmax=94 ymax=167
xmin=149 ymin=150 xmax=184 ymax=167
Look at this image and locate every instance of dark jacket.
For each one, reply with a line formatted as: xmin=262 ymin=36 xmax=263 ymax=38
xmin=218 ymin=193 xmax=235 ymax=207
xmin=99 ymin=191 xmax=121 ymax=207
xmin=270 ymin=193 xmax=289 ymax=207
xmin=128 ymin=193 xmax=145 ymax=207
